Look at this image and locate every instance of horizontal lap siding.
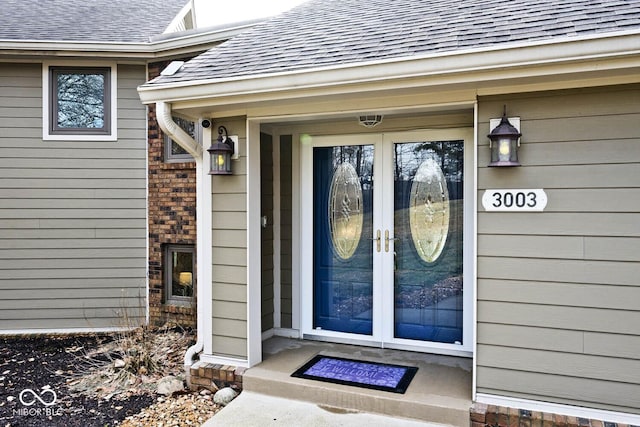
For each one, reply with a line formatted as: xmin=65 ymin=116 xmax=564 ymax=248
xmin=0 ymin=63 xmax=147 ymax=331
xmin=280 ymin=136 xmax=293 ymax=329
xmin=476 ymin=85 xmax=640 ymax=415
xmin=212 ymin=118 xmax=248 ymax=359
xmin=261 ymin=133 xmax=274 ymax=333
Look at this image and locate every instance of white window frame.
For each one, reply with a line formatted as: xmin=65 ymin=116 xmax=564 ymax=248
xmin=43 ymin=61 xmax=118 ymax=141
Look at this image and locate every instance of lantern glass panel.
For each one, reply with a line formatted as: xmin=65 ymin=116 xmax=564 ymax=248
xmin=210 ymin=151 xmax=232 ymax=174
xmin=498 ymin=138 xmax=511 ymax=162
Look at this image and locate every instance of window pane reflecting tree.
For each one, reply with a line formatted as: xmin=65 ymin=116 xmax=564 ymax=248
xmin=171 ymin=116 xmax=195 ymax=156
xmin=51 ymin=67 xmax=109 ymax=133
xmin=165 ymin=116 xmax=198 ymax=162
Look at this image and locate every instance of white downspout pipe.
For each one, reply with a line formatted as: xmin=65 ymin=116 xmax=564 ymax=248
xmin=155 ymin=102 xmax=210 ymax=377
xmin=156 ymin=102 xmax=202 ymax=159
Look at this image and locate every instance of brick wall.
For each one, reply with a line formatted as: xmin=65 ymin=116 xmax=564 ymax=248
xmin=471 ymin=404 xmax=638 ymax=427
xmin=147 ymin=61 xmax=197 ymax=327
xmin=188 ymin=361 xmax=244 ymax=393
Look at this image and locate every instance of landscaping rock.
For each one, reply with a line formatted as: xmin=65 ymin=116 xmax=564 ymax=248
xmin=157 ymin=375 xmax=184 ymax=396
xmin=213 ymin=387 xmax=238 ymax=406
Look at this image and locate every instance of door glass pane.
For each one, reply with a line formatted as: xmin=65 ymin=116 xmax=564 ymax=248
xmin=313 ymin=145 xmax=374 ymax=335
xmin=393 ymin=141 xmax=464 ymax=344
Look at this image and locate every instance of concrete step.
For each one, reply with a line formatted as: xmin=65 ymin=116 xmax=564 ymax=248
xmin=241 ymin=338 xmax=472 ymax=426
xmin=204 ymin=391 xmax=458 ymax=427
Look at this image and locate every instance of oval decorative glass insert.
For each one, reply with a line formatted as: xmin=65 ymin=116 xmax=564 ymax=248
xmin=409 ymin=158 xmax=450 ymax=263
xmin=328 ymin=162 xmax=363 ymax=260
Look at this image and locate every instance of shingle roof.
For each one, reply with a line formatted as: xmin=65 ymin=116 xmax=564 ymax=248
xmin=0 ymin=0 xmax=188 ymax=43
xmin=148 ymin=0 xmax=640 ymax=85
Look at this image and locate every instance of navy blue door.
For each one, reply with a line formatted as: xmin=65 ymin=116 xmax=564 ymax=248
xmin=313 ymin=145 xmax=374 ymax=335
xmin=311 ymin=138 xmax=464 ymax=345
xmin=392 ymin=141 xmax=464 ymax=344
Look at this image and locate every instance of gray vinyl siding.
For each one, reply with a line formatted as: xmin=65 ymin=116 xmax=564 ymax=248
xmin=476 ymin=84 xmax=640 ymax=415
xmin=260 ymin=133 xmax=274 ymax=332
xmin=0 ymin=63 xmax=147 ymax=331
xmin=211 ymin=117 xmax=248 ymax=359
xmin=280 ymin=135 xmax=293 ymax=329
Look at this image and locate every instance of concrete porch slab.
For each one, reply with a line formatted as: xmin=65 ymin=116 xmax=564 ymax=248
xmin=203 ymin=391 xmax=455 ymax=427
xmin=235 ymin=337 xmax=473 ymax=426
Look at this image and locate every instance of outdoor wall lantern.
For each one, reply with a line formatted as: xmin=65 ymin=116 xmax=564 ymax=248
xmin=488 ymin=106 xmax=522 ymax=167
xmin=208 ymin=125 xmax=235 ymax=175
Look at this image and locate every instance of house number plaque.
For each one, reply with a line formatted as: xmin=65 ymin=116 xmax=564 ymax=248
xmin=482 ymin=189 xmax=547 ymax=212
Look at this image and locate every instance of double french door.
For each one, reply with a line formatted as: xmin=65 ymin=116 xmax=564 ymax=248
xmin=301 ymin=129 xmax=473 ymax=355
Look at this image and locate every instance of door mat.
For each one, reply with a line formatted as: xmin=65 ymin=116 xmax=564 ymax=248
xmin=291 ymin=355 xmax=418 ymax=394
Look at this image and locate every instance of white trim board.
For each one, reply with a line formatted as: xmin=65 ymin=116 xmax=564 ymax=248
xmin=261 ymin=328 xmax=302 ymax=341
xmin=471 ymin=101 xmax=479 ymax=402
xmin=273 ymin=328 xmax=301 ymax=339
xmin=0 ymin=327 xmax=134 ymax=335
xmin=42 ymin=60 xmax=118 ymax=141
xmin=246 ymin=120 xmax=263 ymax=367
xmin=199 ymin=354 xmax=249 ymax=369
xmin=199 ymin=126 xmax=214 ymax=357
xmin=476 ymin=394 xmax=640 ymax=425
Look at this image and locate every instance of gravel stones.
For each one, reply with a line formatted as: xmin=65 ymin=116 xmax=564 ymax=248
xmin=119 ymin=391 xmax=222 ymax=427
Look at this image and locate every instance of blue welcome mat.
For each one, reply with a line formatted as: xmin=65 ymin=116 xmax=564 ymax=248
xmin=291 ymin=355 xmax=418 ymax=394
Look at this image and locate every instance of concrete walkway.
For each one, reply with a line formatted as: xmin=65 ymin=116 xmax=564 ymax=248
xmin=202 ymin=391 xmax=453 ymax=427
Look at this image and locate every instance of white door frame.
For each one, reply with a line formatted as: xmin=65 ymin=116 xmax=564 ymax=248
xmin=300 ymin=128 xmax=474 ymax=357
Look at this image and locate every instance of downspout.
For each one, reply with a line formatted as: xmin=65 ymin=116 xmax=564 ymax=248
xmin=155 ymin=102 xmax=207 ymax=376
xmin=156 ymin=102 xmax=202 ymax=159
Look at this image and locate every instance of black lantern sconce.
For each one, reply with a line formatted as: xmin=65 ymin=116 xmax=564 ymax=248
xmin=488 ymin=106 xmax=522 ymax=167
xmin=207 ymin=126 xmax=235 ymax=175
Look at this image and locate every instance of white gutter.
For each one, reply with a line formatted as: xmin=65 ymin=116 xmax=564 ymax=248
xmin=155 ymin=102 xmax=210 ymax=373
xmin=0 ymin=21 xmax=259 ymax=59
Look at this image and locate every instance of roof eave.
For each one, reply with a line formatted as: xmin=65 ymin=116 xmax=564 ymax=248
xmin=137 ymin=30 xmax=640 ymax=106
xmin=0 ymin=21 xmax=258 ymax=60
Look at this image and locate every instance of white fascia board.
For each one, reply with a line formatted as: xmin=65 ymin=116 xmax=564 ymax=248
xmin=138 ymin=30 xmax=640 ymax=106
xmin=163 ymin=1 xmax=194 ymax=34
xmin=0 ymin=23 xmax=256 ymax=59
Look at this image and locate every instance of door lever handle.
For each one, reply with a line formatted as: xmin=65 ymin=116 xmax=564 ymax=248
xmin=384 ymin=230 xmax=399 ymax=252
xmin=370 ymin=229 xmax=381 ymax=252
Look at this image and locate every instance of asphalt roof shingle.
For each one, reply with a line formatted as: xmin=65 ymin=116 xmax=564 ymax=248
xmin=0 ymin=0 xmax=188 ymax=43
xmin=148 ymin=0 xmax=640 ymax=85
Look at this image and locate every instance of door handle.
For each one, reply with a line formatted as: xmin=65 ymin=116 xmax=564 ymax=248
xmin=385 ymin=230 xmax=399 ymax=252
xmin=370 ymin=229 xmax=381 ymax=252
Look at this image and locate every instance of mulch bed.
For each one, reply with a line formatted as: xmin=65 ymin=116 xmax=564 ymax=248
xmin=0 ymin=334 xmax=156 ymax=427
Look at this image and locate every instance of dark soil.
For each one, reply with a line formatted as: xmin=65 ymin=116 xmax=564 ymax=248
xmin=0 ymin=335 xmax=155 ymax=427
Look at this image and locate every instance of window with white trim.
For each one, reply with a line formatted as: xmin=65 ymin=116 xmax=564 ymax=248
xmin=43 ymin=63 xmax=117 ymax=141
